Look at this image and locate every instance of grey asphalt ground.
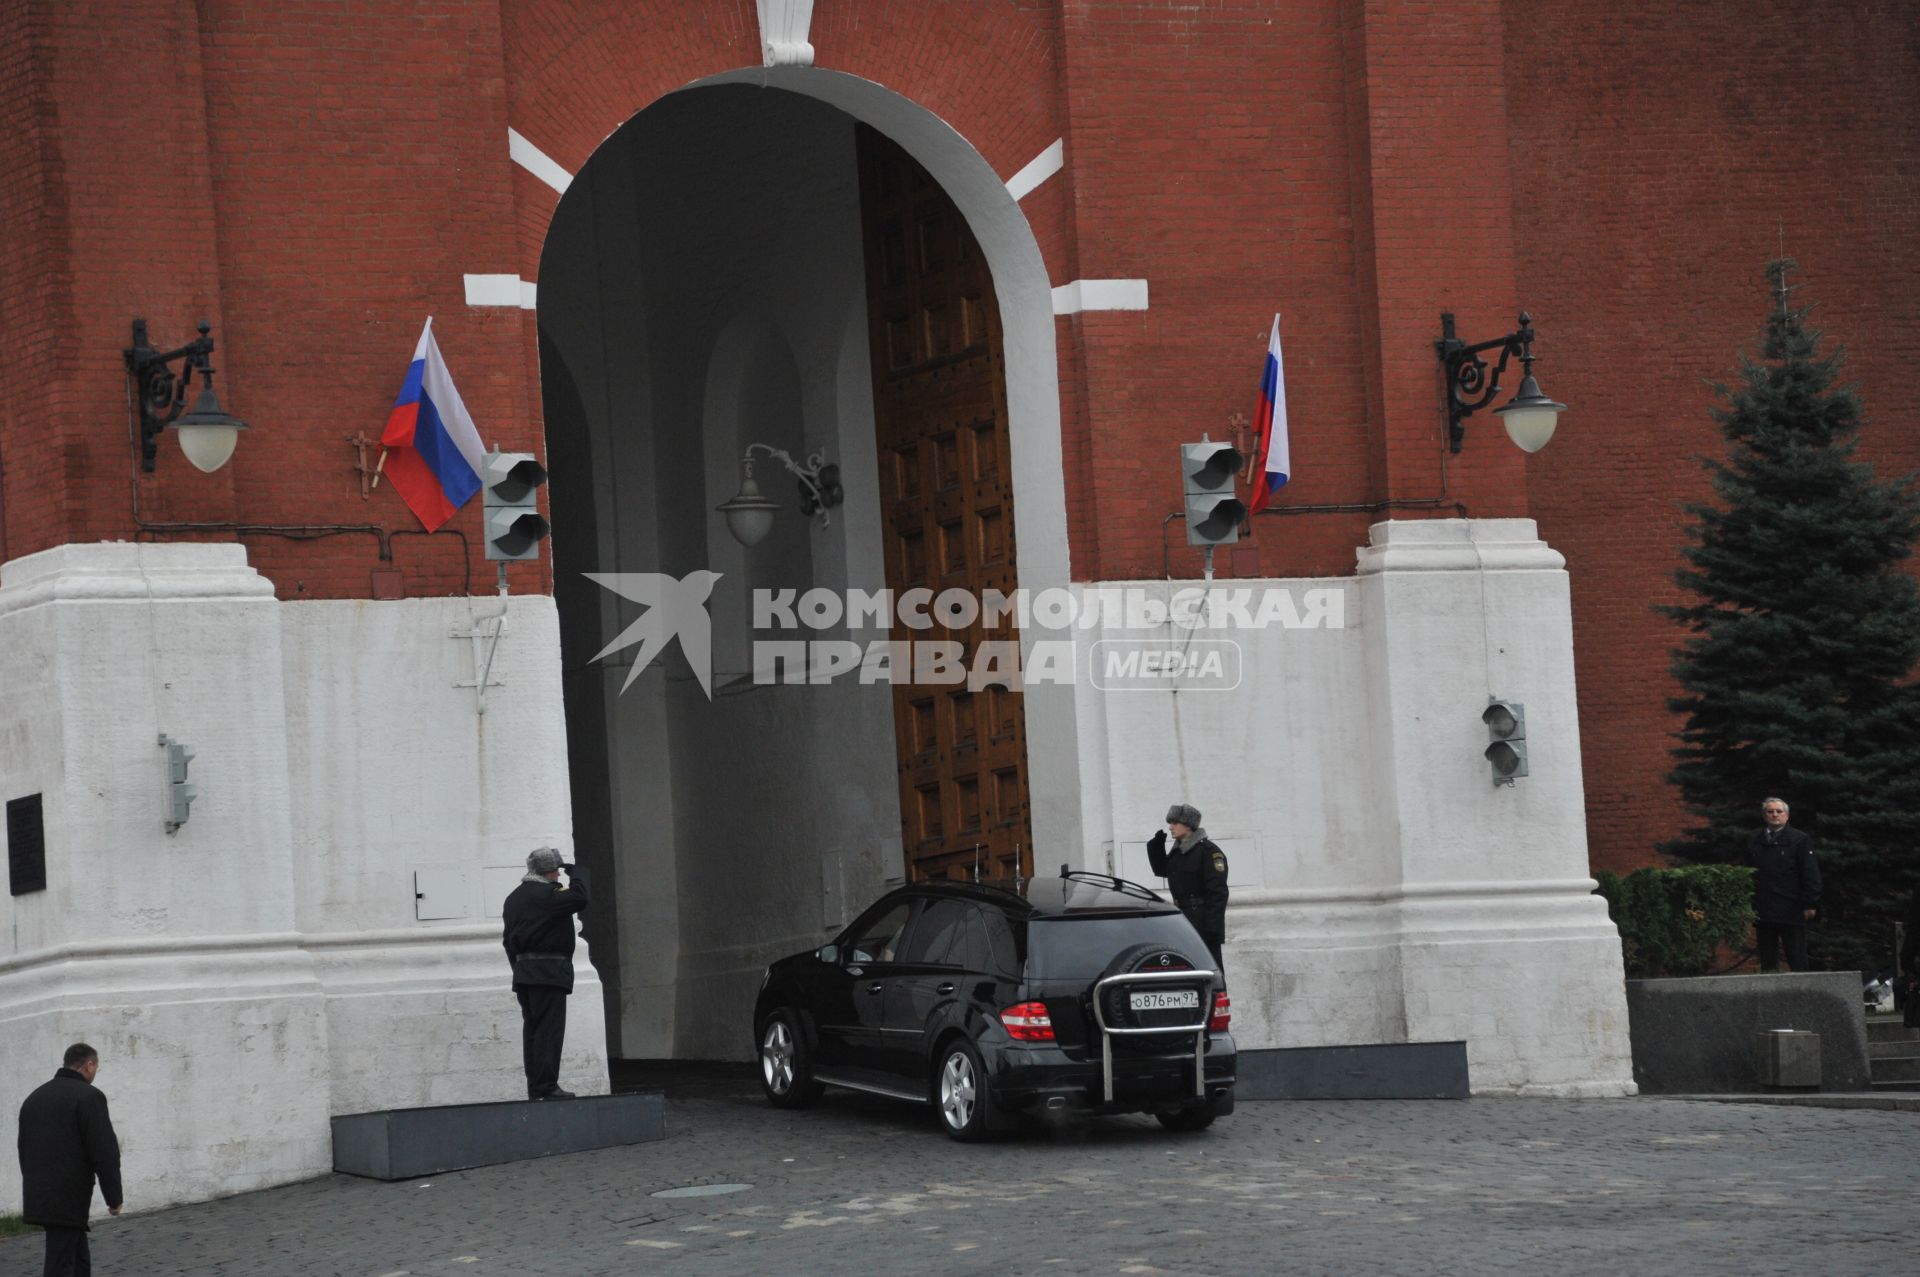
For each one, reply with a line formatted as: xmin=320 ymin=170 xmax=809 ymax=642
xmin=5 ymin=1065 xmax=1917 ymax=1276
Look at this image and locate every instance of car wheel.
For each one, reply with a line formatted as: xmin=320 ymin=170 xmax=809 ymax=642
xmin=759 ymin=1010 xmax=823 ymax=1108
xmin=1155 ymin=1104 xmax=1217 ymax=1132
xmin=934 ymin=1038 xmax=994 ymax=1142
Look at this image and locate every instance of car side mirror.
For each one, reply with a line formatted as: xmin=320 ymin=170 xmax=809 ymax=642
xmin=815 ymin=943 xmax=839 ymax=964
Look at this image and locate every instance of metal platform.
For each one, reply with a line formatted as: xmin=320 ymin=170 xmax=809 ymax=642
xmin=1235 ymin=1041 xmax=1470 ymax=1100
xmin=331 ymin=1092 xmax=667 ymax=1180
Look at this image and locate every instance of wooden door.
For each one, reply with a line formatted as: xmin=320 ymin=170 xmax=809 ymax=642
xmin=856 ymin=126 xmax=1033 ymax=883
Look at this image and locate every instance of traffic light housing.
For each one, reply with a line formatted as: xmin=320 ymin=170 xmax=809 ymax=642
xmin=1181 ymin=440 xmax=1246 ymax=547
xmin=1482 ymin=700 xmax=1528 ymax=783
xmin=160 ymin=734 xmax=196 ymax=834
xmin=482 ymin=451 xmax=550 ymax=561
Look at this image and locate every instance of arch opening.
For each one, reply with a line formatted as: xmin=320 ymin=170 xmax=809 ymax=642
xmin=539 ymin=76 xmax=1078 ymax=1061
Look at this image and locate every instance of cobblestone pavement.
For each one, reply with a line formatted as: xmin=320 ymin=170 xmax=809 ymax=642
xmin=5 ymin=1067 xmax=1917 ymax=1277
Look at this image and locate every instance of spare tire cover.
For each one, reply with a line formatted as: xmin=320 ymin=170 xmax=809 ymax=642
xmin=1093 ymin=941 xmax=1205 ymax=1031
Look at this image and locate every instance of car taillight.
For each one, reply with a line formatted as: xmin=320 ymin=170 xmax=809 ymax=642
xmin=1000 ymin=1000 xmax=1055 ymax=1042
xmin=1208 ymin=990 xmax=1231 ymax=1033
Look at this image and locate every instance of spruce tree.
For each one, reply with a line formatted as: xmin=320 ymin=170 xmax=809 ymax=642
xmin=1661 ymin=259 xmax=1920 ymax=973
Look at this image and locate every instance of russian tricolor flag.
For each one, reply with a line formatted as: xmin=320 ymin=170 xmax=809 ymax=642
xmin=380 ymin=318 xmax=487 ymax=532
xmin=1247 ymin=314 xmax=1291 ymax=515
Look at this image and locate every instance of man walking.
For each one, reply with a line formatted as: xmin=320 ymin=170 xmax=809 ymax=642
xmin=1747 ymin=797 xmax=1821 ymax=973
xmin=1147 ymin=803 xmax=1230 ymax=971
xmin=17 ymin=1043 xmax=123 ymax=1277
xmin=502 ymin=847 xmax=590 ymax=1099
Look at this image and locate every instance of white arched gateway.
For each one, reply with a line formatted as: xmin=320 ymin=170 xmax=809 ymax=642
xmin=538 ymin=73 xmax=1087 ymax=1061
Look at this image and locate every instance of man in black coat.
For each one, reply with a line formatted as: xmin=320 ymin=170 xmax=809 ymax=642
xmin=1747 ymin=796 xmax=1822 ymax=973
xmin=17 ymin=1042 xmax=123 ymax=1277
xmin=1146 ymin=802 xmax=1229 ymax=972
xmin=503 ymin=846 xmax=591 ymax=1099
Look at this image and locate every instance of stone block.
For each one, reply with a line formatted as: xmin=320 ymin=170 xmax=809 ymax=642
xmin=1624 ymin=972 xmax=1869 ymax=1093
xmin=1757 ymin=1029 xmax=1820 ymax=1088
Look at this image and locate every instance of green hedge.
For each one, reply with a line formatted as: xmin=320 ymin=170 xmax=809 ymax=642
xmin=1594 ymin=864 xmax=1754 ymax=978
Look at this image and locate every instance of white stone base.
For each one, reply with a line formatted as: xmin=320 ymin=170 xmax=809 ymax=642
xmin=0 ymin=543 xmax=605 ymax=1215
xmin=310 ymin=928 xmax=608 ymax=1113
xmin=0 ymin=938 xmax=334 ymax=1215
xmin=1220 ymin=889 xmax=1635 ymax=1097
xmin=1071 ymin=520 xmax=1637 ymax=1095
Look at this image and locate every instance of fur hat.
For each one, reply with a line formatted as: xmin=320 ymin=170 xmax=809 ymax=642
xmin=526 ymin=847 xmax=564 ymax=875
xmin=1165 ymin=803 xmax=1202 ymax=828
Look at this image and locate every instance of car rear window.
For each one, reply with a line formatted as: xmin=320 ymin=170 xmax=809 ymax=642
xmin=1024 ymin=912 xmax=1206 ymax=981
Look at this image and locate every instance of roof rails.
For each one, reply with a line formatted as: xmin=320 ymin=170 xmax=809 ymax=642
xmin=967 ymin=879 xmax=1033 ymax=908
xmin=1057 ymin=864 xmax=1164 ymax=904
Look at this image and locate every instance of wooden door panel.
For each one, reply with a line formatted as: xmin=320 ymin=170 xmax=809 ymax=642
xmin=858 ymin=125 xmax=1031 ymax=883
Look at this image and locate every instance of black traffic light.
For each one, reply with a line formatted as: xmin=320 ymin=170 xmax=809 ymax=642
xmin=482 ymin=451 xmax=550 ymax=561
xmin=1482 ymin=700 xmax=1528 ymax=783
xmin=1181 ymin=439 xmax=1246 ymax=547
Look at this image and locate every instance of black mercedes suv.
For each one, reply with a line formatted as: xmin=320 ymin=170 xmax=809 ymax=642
xmin=753 ymin=870 xmax=1236 ymax=1140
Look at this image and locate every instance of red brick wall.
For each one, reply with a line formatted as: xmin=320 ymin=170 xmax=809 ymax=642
xmin=3 ymin=3 xmax=1912 ymax=879
xmin=2 ymin=0 xmax=238 ymax=560
xmin=2 ymin=1 xmax=1546 ymax=594
xmin=1054 ymin=0 xmax=1534 ymax=583
xmin=0 ymin=1 xmax=64 ymax=565
xmin=1508 ymin=1 xmax=1920 ymax=874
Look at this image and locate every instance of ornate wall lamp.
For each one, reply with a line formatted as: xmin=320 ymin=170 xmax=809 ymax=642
xmin=1435 ymin=311 xmax=1566 ymax=454
xmin=715 ymin=443 xmax=844 ymax=547
xmin=124 ymin=318 xmax=249 ymax=473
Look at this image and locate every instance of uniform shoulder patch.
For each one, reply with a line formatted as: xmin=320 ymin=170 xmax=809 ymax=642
xmin=1211 ymin=852 xmax=1227 ymax=874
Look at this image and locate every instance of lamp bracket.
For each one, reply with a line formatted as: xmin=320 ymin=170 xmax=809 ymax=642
xmin=125 ymin=318 xmax=218 ymax=473
xmin=1436 ymin=311 xmax=1537 ymax=454
xmin=742 ymin=442 xmax=843 ymax=527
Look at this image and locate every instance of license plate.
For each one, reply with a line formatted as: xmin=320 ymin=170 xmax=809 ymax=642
xmin=1129 ymin=990 xmax=1199 ymax=1011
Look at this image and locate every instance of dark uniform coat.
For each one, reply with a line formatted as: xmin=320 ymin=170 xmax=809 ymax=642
xmin=1147 ymin=831 xmax=1230 ymax=946
xmin=16 ymin=1069 xmax=122 ymax=1229
xmin=1746 ymin=826 xmax=1820 ymax=925
xmin=502 ymin=866 xmax=590 ymax=991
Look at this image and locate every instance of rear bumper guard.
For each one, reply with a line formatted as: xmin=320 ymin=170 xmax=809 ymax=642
xmin=1089 ymin=968 xmax=1218 ymax=1103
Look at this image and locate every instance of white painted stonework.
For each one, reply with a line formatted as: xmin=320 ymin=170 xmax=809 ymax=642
xmin=756 ymin=0 xmax=814 ymax=67
xmin=1083 ymin=520 xmax=1634 ymax=1096
xmin=0 ymin=544 xmax=605 ymax=1216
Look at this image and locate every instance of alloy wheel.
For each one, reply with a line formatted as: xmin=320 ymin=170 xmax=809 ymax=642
xmin=761 ymin=1019 xmax=795 ymax=1095
xmin=939 ymin=1049 xmax=976 ymax=1130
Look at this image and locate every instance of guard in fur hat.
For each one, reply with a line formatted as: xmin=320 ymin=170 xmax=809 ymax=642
xmin=1146 ymin=803 xmax=1229 ymax=972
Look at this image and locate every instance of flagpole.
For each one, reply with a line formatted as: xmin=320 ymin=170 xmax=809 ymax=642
xmin=370 ymin=447 xmax=387 ymax=490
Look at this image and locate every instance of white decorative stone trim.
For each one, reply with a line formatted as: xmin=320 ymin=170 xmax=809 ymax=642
xmin=0 ymin=542 xmax=275 ymax=618
xmin=507 ymin=127 xmax=574 ymax=195
xmin=756 ymin=0 xmax=815 ymax=66
xmin=464 ymin=273 xmax=539 ymax=310
xmin=1051 ymin=278 xmax=1149 ymax=315
xmin=1006 ymin=138 xmax=1064 ymax=201
xmin=1227 ymin=876 xmax=1602 ymax=908
xmin=0 ymin=943 xmax=323 ymax=1006
xmin=0 ymin=924 xmax=518 ymax=979
xmin=1354 ymin=517 xmax=1567 ymax=575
